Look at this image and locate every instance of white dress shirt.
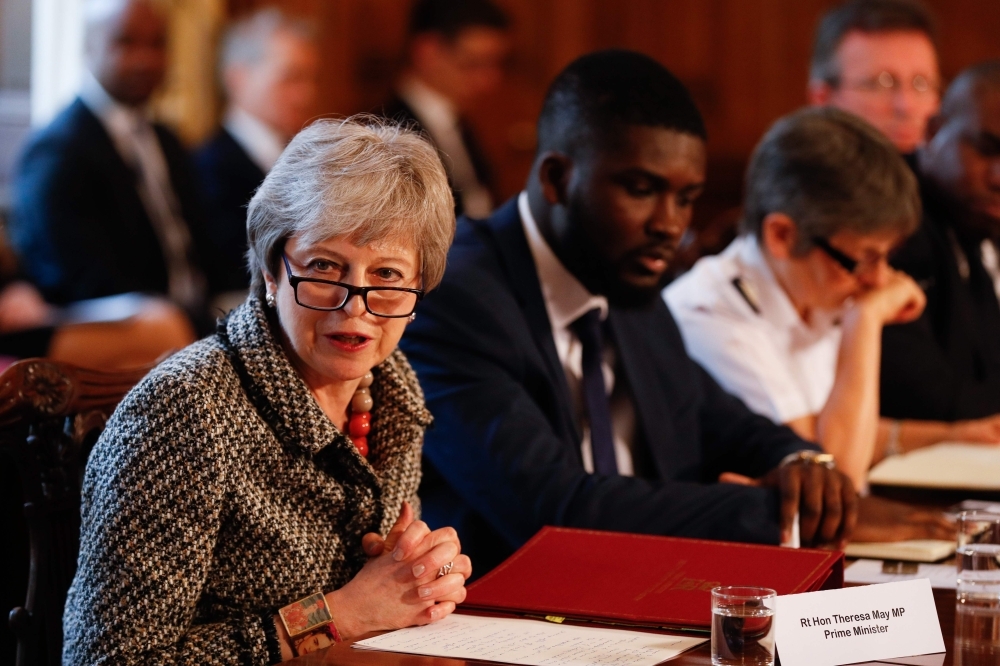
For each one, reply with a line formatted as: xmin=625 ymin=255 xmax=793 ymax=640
xmin=664 ymin=235 xmax=842 ymax=424
xmin=978 ymin=240 xmax=1000 ymax=302
xmin=519 ymin=192 xmax=637 ymax=475
xmin=79 ymin=73 xmax=203 ymax=310
xmin=398 ymin=76 xmax=493 ymax=218
xmin=223 ymin=106 xmax=285 ymax=174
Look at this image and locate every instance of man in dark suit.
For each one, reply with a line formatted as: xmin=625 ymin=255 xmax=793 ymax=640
xmin=881 ymin=61 xmax=1000 ymax=423
xmin=195 ymin=8 xmax=319 ymax=296
xmin=400 ymin=50 xmax=857 ymax=575
xmin=380 ymin=0 xmax=510 ymax=219
xmin=10 ymin=0 xmax=211 ymax=320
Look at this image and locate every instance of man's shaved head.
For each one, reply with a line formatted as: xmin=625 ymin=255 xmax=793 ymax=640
xmin=939 ymin=61 xmax=1000 ymax=120
xmin=527 ymin=50 xmax=708 ymax=306
xmin=536 ymin=50 xmax=706 ymax=160
xmin=84 ymin=0 xmax=168 ymax=106
xmin=921 ymin=60 xmax=1000 ymax=236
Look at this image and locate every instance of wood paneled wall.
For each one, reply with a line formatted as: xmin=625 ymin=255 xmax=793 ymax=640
xmin=225 ymin=0 xmax=1000 ymax=214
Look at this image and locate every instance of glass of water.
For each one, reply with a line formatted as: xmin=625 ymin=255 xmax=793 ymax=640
xmin=956 ymin=511 xmax=1000 ymax=665
xmin=711 ymin=586 xmax=776 ymax=666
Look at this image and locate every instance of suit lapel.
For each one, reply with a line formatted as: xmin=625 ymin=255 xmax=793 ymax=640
xmin=220 ymin=128 xmax=267 ymax=184
xmin=73 ymin=99 xmax=166 ymax=251
xmin=608 ymin=307 xmax=680 ymax=480
xmin=483 ymin=199 xmax=581 ymax=444
xmin=73 ymin=99 xmax=142 ymax=195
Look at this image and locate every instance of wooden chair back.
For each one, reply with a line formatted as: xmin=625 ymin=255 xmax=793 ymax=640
xmin=0 ymin=359 xmax=148 ymax=666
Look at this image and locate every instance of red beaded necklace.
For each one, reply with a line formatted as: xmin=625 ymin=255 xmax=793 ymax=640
xmin=347 ymin=371 xmax=374 ymax=457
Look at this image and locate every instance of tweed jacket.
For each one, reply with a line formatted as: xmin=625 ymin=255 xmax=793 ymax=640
xmin=63 ymin=297 xmax=431 ymax=665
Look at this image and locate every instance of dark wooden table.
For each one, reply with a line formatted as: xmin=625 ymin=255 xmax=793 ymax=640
xmin=290 ymin=588 xmax=959 ymax=666
xmin=292 ymin=485 xmax=979 ymax=666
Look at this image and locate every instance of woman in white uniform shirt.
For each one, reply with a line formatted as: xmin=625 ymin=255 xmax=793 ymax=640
xmin=666 ymin=107 xmax=1000 ymax=488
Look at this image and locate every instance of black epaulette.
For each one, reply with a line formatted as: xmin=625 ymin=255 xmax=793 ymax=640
xmin=731 ymin=276 xmax=761 ymax=315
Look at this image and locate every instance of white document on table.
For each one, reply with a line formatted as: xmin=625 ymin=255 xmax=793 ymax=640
xmin=844 ymin=540 xmax=955 ymax=563
xmin=845 ymin=559 xmax=957 ymax=590
xmin=353 ymin=613 xmax=707 ymax=666
xmin=867 ymin=442 xmax=1000 ymax=490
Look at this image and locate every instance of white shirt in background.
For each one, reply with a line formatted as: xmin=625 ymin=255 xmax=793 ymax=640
xmin=978 ymin=240 xmax=1000 ymax=303
xmin=518 ymin=192 xmax=637 ymax=475
xmin=224 ymin=106 xmax=285 ymax=174
xmin=664 ymin=235 xmax=842 ymax=425
xmin=398 ymin=76 xmax=493 ymax=218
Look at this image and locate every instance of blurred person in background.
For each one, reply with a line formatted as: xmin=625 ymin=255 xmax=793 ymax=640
xmin=9 ymin=0 xmax=216 ymax=328
xmin=808 ymin=0 xmax=940 ymax=158
xmin=0 ymin=280 xmax=194 ymax=371
xmin=195 ymin=7 xmax=319 ymax=305
xmin=882 ymin=61 xmax=1000 ymax=428
xmin=670 ymin=0 xmax=940 ymax=283
xmin=666 ymin=107 xmax=1000 ymax=490
xmin=381 ymin=0 xmax=510 ymax=219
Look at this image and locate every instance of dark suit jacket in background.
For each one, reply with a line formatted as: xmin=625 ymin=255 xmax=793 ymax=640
xmin=379 ymin=94 xmax=497 ymax=219
xmin=400 ymin=197 xmax=816 ymax=575
xmin=881 ymin=186 xmax=1000 ymax=421
xmin=194 ymin=128 xmax=265 ymax=293
xmin=9 ymin=98 xmax=215 ymax=305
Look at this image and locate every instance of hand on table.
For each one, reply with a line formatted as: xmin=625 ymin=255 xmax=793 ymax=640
xmin=947 ymin=414 xmax=1000 ymax=444
xmin=0 ymin=281 xmax=54 ymax=332
xmin=721 ymin=459 xmax=858 ymax=549
xmin=329 ymin=502 xmax=472 ymax=639
xmin=851 ymin=496 xmax=956 ymax=543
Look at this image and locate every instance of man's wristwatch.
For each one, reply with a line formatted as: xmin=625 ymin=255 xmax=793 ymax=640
xmin=779 ymin=450 xmax=836 ymax=469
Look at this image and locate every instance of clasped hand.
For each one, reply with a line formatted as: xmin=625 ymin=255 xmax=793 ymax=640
xmin=326 ymin=502 xmax=472 ymax=639
xmin=853 ymin=268 xmax=926 ymax=325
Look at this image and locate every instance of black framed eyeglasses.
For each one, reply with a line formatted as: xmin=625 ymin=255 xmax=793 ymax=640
xmin=811 ymin=236 xmax=895 ymax=276
xmin=281 ymin=254 xmax=424 ymax=318
xmin=811 ymin=236 xmax=859 ymax=273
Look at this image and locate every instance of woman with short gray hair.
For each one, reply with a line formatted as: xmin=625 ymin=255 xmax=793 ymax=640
xmin=667 ymin=107 xmax=928 ymax=490
xmin=63 ymin=117 xmax=468 ymax=664
xmin=668 ymin=107 xmax=1000 ymax=493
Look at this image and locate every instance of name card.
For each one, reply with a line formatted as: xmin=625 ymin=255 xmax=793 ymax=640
xmin=774 ymin=579 xmax=944 ymax=666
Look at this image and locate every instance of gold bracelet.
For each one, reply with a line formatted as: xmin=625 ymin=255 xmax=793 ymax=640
xmin=278 ymin=592 xmax=341 ymax=656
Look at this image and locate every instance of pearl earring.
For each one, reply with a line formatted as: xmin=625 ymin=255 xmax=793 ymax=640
xmin=408 ymin=313 xmax=417 ymax=323
xmin=266 ymin=292 xmax=277 ymax=308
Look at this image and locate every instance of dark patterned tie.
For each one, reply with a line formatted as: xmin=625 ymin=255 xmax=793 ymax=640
xmin=571 ymin=308 xmax=618 ymax=475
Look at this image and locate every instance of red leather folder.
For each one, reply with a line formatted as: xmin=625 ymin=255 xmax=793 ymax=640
xmin=463 ymin=527 xmax=843 ymax=632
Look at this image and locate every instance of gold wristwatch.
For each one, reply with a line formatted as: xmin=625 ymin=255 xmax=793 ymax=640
xmin=779 ymin=450 xmax=836 ymax=469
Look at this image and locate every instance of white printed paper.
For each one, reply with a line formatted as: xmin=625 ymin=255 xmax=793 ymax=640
xmin=845 ymin=559 xmax=957 ymax=589
xmin=353 ymin=613 xmax=706 ymax=666
xmin=774 ymin=579 xmax=944 ymax=666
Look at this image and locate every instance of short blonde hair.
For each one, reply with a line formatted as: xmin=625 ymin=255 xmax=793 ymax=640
xmin=247 ymin=116 xmax=455 ymax=297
